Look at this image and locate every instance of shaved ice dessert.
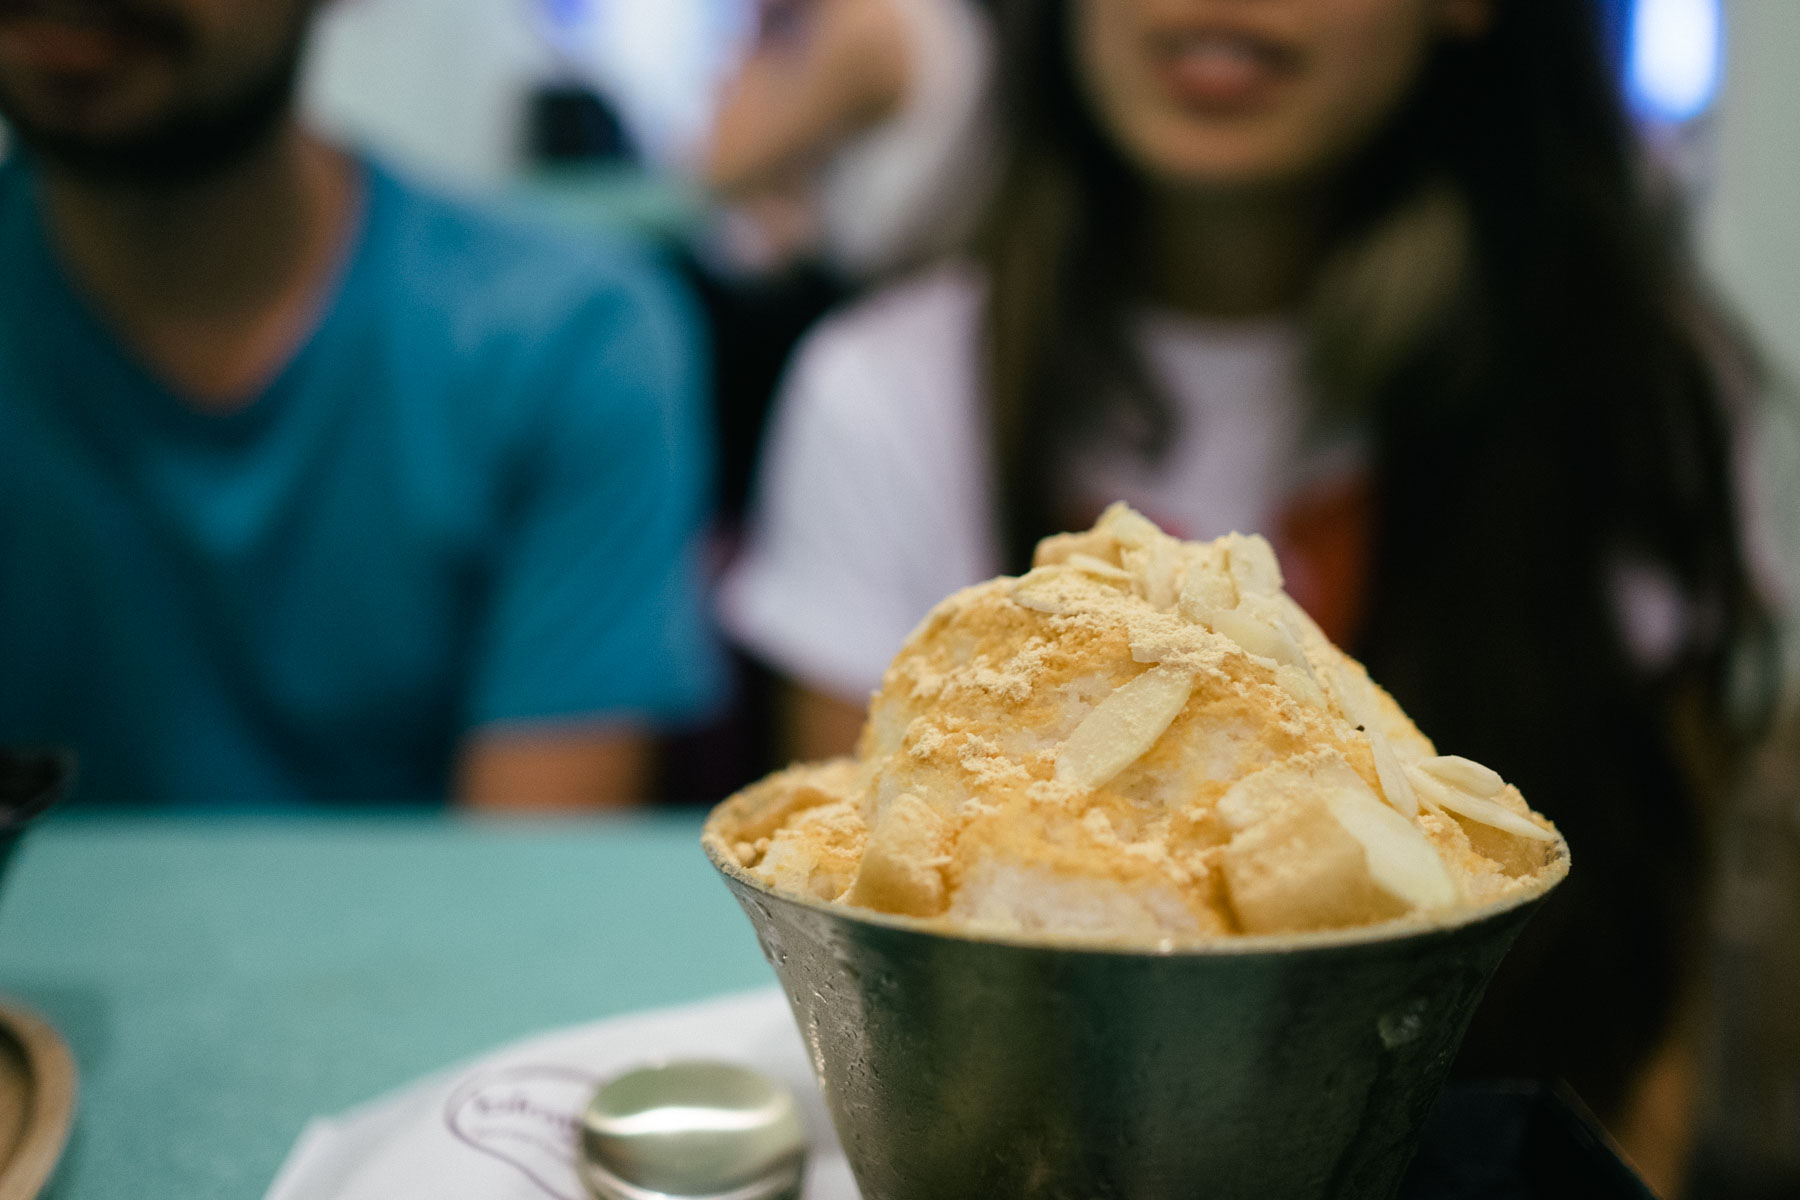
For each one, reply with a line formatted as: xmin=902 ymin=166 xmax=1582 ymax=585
xmin=714 ymin=504 xmax=1565 ymax=945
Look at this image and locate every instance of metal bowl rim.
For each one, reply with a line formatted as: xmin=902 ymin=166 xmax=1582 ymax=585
xmin=703 ymin=811 xmax=1568 ymax=960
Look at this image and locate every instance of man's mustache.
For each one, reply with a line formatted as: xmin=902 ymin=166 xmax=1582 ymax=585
xmin=0 ymin=0 xmax=195 ymax=57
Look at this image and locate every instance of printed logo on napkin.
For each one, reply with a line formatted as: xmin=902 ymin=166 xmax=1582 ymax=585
xmin=444 ymin=1065 xmax=600 ymax=1200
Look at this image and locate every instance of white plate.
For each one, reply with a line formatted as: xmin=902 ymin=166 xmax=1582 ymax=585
xmin=263 ymin=989 xmax=857 ymax=1200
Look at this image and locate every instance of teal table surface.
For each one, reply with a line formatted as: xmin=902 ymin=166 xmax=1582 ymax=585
xmin=0 ymin=812 xmax=778 ymax=1200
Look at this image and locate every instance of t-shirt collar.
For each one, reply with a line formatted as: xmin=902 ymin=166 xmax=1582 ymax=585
xmin=0 ymin=150 xmax=381 ymax=438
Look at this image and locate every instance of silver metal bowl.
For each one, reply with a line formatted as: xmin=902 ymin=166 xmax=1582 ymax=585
xmin=703 ymin=797 xmax=1568 ymax=1200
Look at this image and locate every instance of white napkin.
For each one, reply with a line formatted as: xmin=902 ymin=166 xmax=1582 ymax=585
xmin=262 ymin=988 xmax=860 ymax=1200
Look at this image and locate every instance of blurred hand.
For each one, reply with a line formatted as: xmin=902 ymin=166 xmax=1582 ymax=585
xmin=456 ymin=726 xmax=651 ymax=811
xmin=704 ymin=0 xmax=909 ymax=201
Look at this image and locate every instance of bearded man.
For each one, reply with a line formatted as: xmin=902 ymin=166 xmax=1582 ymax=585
xmin=0 ymin=1 xmax=723 ymax=807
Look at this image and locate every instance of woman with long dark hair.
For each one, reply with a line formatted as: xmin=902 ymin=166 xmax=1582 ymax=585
xmin=721 ymin=0 xmax=1783 ymax=1163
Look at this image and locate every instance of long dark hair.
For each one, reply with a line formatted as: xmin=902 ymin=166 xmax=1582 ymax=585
xmin=977 ymin=0 xmax=1774 ymax=1114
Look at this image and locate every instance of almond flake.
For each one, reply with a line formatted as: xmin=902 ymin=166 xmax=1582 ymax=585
xmin=1010 ymin=571 xmax=1075 ymax=615
xmin=1366 ymin=726 xmax=1421 ymax=818
xmin=1328 ymin=661 xmax=1378 ymax=728
xmin=1274 ymin=592 xmax=1331 ymax=643
xmin=1066 ymin=554 xmax=1134 ymax=584
xmin=1419 ymin=755 xmax=1505 ymax=798
xmin=1032 ymin=527 xmax=1119 ymax=568
xmin=848 ymin=793 xmax=952 ymax=916
xmin=1224 ymin=534 xmax=1283 ymax=597
xmin=1124 ymin=540 xmax=1180 ymax=610
xmin=1054 ymin=664 xmax=1196 ymax=791
xmin=1178 ymin=558 xmax=1237 ymax=622
xmin=1276 ymin=664 xmax=1328 ymax=709
xmin=1403 ymin=764 xmax=1555 ymax=841
xmin=1097 ymin=502 xmax=1163 ymax=550
xmin=1210 ymin=607 xmax=1303 ymax=667
xmin=1327 ymin=662 xmax=1419 ymax=817
xmin=1012 ymin=591 xmax=1070 ymax=616
xmin=1319 ymin=777 xmax=1459 ymax=910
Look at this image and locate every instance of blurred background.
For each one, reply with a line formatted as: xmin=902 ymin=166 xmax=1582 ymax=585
xmin=6 ymin=0 xmax=1794 ymax=789
xmin=312 ymin=0 xmax=1800 ymax=805
xmin=305 ymin=0 xmax=740 ymax=184
xmin=311 ymin=8 xmax=1800 ymax=1197
xmin=304 ymin=0 xmax=1800 ymax=826
xmin=3 ymin=1 xmax=1799 ymax=1196
xmin=282 ymin=0 xmax=1794 ymax=372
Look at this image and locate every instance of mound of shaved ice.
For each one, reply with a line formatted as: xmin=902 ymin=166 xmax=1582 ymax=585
xmin=713 ymin=505 xmax=1564 ymax=944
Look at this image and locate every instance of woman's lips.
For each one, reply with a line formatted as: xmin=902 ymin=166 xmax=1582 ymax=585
xmin=1150 ymin=30 xmax=1299 ymax=113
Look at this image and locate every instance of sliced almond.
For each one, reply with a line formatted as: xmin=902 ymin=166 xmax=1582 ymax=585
xmin=1067 ymin=553 xmax=1134 ymax=584
xmin=1221 ymin=752 xmax=1457 ymax=916
xmin=1011 ymin=569 xmax=1076 ymax=615
xmin=1032 ymin=527 xmax=1119 ymax=568
xmin=1124 ymin=539 xmax=1180 ymax=609
xmin=1325 ymin=662 xmax=1419 ymax=817
xmin=1210 ymin=607 xmax=1303 ymax=666
xmin=1318 ymin=777 xmax=1459 ymax=911
xmin=1403 ymin=765 xmax=1556 ymax=842
xmin=1012 ymin=591 xmax=1070 ymax=616
xmin=1224 ymin=533 xmax=1283 ymax=597
xmin=1097 ymin=502 xmax=1163 ymax=550
xmin=1272 ymin=592 xmax=1331 ymax=648
xmin=1013 ymin=555 xmax=1132 ymax=614
xmin=847 ymin=793 xmax=952 ymax=916
xmin=1178 ymin=557 xmax=1237 ymax=622
xmin=1419 ymin=755 xmax=1505 ymax=798
xmin=1055 ymin=664 xmax=1196 ymax=791
xmin=1366 ymin=725 xmax=1421 ymax=818
xmin=1218 ymin=760 xmax=1394 ymax=932
xmin=1275 ymin=664 xmax=1328 ymax=709
xmin=1327 ymin=660 xmax=1379 ymax=728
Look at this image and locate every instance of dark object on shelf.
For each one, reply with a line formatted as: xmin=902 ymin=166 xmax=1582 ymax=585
xmin=1400 ymin=1080 xmax=1656 ymax=1199
xmin=527 ymin=84 xmax=637 ymax=166
xmin=0 ymin=749 xmax=72 ymax=884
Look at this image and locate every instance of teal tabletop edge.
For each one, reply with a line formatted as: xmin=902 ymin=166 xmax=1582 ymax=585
xmin=0 ymin=813 xmax=778 ymax=1200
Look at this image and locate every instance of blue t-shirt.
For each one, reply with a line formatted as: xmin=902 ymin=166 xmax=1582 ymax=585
xmin=0 ymin=158 xmax=724 ymax=808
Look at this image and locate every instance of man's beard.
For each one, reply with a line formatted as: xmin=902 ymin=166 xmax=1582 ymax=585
xmin=0 ymin=15 xmax=309 ymax=186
